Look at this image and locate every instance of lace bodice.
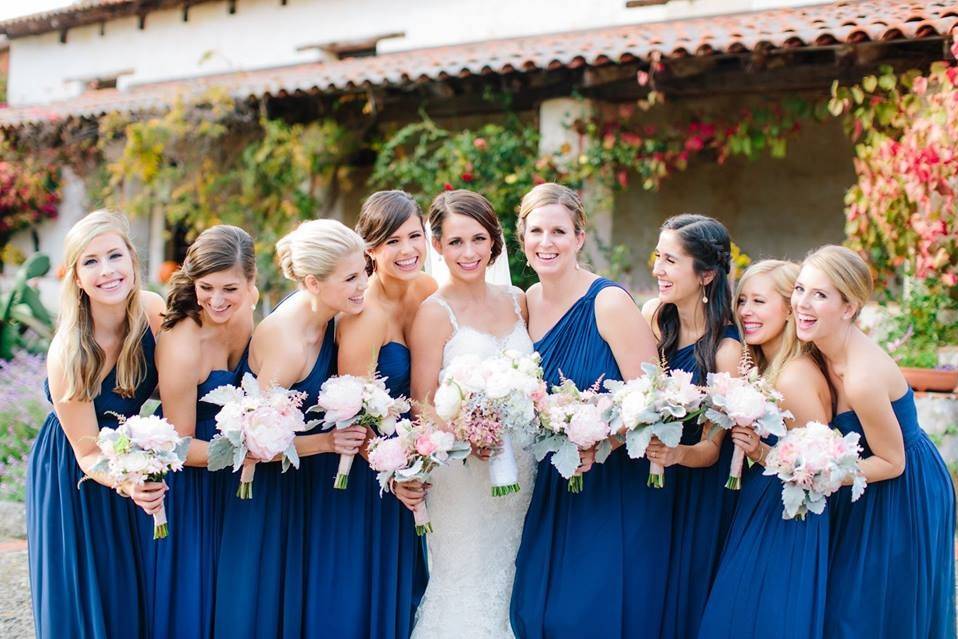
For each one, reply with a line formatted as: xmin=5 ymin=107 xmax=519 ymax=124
xmin=412 ymin=286 xmax=537 ymax=639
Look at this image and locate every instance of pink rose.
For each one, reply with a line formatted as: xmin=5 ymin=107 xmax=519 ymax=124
xmin=415 ymin=434 xmax=438 ymax=456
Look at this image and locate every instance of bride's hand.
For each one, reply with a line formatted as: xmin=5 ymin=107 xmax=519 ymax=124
xmin=392 ymin=479 xmax=428 ymax=511
xmin=472 ymin=444 xmax=493 ymax=461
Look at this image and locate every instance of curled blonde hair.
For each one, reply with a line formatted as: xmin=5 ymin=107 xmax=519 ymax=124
xmin=802 ymin=245 xmax=873 ymax=320
xmin=517 ymin=183 xmax=586 ymax=238
xmin=276 ymin=219 xmax=365 ymax=284
xmin=735 ymin=259 xmax=807 ymax=385
xmin=56 ymin=210 xmax=148 ymax=401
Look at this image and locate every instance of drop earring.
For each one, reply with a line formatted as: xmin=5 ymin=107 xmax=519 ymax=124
xmin=701 ymin=286 xmax=708 ymax=304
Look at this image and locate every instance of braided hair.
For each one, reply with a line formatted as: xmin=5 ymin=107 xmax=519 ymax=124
xmin=656 ymin=214 xmax=734 ymax=376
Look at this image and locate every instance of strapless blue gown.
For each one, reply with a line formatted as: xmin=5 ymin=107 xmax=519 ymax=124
xmin=213 ymin=317 xmax=336 ymax=639
xmin=661 ymin=325 xmax=739 ymax=639
xmin=698 ymin=432 xmax=828 ymax=639
xmin=825 ymin=388 xmax=955 ymax=639
xmin=144 ymin=349 xmax=247 ymax=639
xmin=26 ymin=330 xmax=158 ymax=639
xmin=302 ymin=341 xmax=426 ymax=638
xmin=511 ymin=278 xmax=674 ymax=638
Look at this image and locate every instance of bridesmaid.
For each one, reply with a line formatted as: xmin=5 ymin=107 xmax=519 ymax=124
xmin=698 ymin=260 xmax=833 ymax=639
xmin=147 ymin=225 xmax=256 ymax=638
xmin=336 ymin=191 xmax=433 ymax=637
xmin=26 ymin=210 xmax=166 ymax=639
xmin=213 ymin=219 xmax=369 ymax=639
xmin=793 ymin=245 xmax=956 ymax=639
xmin=641 ymin=214 xmax=740 ymax=639
xmin=510 ymin=183 xmax=665 ymax=638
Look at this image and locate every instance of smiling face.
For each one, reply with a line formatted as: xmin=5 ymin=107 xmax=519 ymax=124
xmin=309 ymin=248 xmax=368 ymax=315
xmin=367 ymin=214 xmax=426 ymax=280
xmin=74 ymin=232 xmax=136 ymax=306
xmin=651 ymin=229 xmax=708 ymax=304
xmin=195 ymin=265 xmax=255 ymax=325
xmin=436 ymin=212 xmax=492 ymax=283
xmin=791 ymin=264 xmax=857 ymax=343
xmin=737 ymin=272 xmax=790 ymax=348
xmin=521 ymin=204 xmax=584 ymax=277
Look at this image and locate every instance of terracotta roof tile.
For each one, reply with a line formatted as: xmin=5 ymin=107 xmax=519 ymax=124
xmin=1 ymin=0 xmax=955 ymax=126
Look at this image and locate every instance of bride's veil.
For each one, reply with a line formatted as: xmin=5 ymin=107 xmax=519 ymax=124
xmin=424 ymin=224 xmax=513 ymax=288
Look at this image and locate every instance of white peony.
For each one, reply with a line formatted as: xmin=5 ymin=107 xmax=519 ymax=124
xmin=433 ymin=383 xmax=463 ymax=421
xmin=126 ymin=415 xmax=180 ymax=453
xmin=244 ymin=408 xmax=295 ymax=460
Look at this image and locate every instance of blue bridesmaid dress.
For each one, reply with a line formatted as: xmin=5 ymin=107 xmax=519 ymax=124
xmin=26 ymin=329 xmax=158 ymax=639
xmin=660 ymin=325 xmax=739 ymax=639
xmin=363 ymin=342 xmax=427 ymax=637
xmin=301 ymin=341 xmax=426 ymax=638
xmin=825 ymin=388 xmax=956 ymax=639
xmin=144 ymin=347 xmax=248 ymax=639
xmin=697 ymin=431 xmax=828 ymax=639
xmin=213 ymin=314 xmax=336 ymax=639
xmin=511 ymin=278 xmax=674 ymax=638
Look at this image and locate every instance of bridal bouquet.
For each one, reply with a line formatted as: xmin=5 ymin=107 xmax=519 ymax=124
xmin=702 ymin=368 xmax=792 ymax=490
xmin=604 ymin=362 xmax=705 ymax=488
xmin=433 ymin=350 xmax=545 ymax=496
xmin=203 ymin=373 xmax=311 ymax=499
xmin=762 ymin=421 xmax=866 ymax=520
xmin=310 ymin=374 xmax=410 ymax=489
xmin=532 ymin=377 xmax=613 ymax=493
xmin=82 ymin=413 xmax=190 ymax=540
xmin=367 ymin=418 xmax=471 ymax=535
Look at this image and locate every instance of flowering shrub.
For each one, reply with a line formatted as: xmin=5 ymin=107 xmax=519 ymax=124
xmin=0 ymin=352 xmax=48 ymax=501
xmin=830 ymin=46 xmax=958 ymax=290
xmin=0 ymin=156 xmax=59 ymax=248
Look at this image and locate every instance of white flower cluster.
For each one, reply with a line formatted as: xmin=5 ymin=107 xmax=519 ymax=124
xmin=312 ymin=374 xmax=410 ymax=436
xmin=88 ymin=414 xmax=190 ymax=486
xmin=763 ymin=421 xmax=867 ymax=520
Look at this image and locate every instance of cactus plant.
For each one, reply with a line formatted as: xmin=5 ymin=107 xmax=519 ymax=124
xmin=0 ymin=252 xmax=54 ymax=359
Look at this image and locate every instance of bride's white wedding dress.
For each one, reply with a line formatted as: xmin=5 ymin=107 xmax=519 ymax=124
xmin=411 ymin=286 xmax=537 ymax=639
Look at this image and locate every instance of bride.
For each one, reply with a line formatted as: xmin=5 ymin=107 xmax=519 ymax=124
xmin=405 ymin=189 xmax=537 ymax=638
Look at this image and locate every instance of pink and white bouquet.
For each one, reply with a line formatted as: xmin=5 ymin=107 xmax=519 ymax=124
xmin=702 ymin=369 xmax=792 ymax=490
xmin=604 ymin=362 xmax=705 ymax=488
xmin=310 ymin=374 xmax=410 ymax=490
xmin=367 ymin=418 xmax=471 ymax=535
xmin=82 ymin=413 xmax=190 ymax=540
xmin=762 ymin=421 xmax=867 ymax=520
xmin=203 ymin=372 xmax=311 ymax=499
xmin=433 ymin=350 xmax=545 ymax=496
xmin=532 ymin=377 xmax=613 ymax=493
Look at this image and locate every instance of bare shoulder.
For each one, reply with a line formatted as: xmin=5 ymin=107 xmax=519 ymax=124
xmin=157 ymin=321 xmax=202 ymax=366
xmin=595 ymin=283 xmax=636 ymax=313
xmin=777 ymin=356 xmax=826 ymax=394
xmin=414 ymin=296 xmax=452 ymax=325
xmin=716 ymin=337 xmax=742 ymax=374
xmin=410 ymin=273 xmax=439 ymax=303
xmin=641 ymin=297 xmax=661 ymax=323
xmin=141 ymin=290 xmax=166 ymax=333
xmin=338 ymin=302 xmax=389 ymax=343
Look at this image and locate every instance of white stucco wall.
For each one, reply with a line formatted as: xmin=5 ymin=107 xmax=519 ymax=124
xmin=7 ymin=0 xmax=829 ymax=106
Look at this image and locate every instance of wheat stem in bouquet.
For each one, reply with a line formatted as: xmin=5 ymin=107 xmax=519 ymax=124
xmin=532 ymin=377 xmax=613 ymax=494
xmin=433 ymin=350 xmax=545 ymax=497
xmin=367 ymin=418 xmax=470 ymax=535
xmin=202 ymin=373 xmax=313 ymax=499
xmin=81 ymin=412 xmax=190 ymax=539
xmin=604 ymin=361 xmax=705 ymax=488
xmin=701 ymin=360 xmax=792 ymax=490
xmin=310 ymin=373 xmax=410 ymax=489
xmin=762 ymin=421 xmax=867 ymax=520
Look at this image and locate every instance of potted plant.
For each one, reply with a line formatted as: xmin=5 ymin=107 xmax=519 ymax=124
xmin=881 ymin=282 xmax=958 ymax=393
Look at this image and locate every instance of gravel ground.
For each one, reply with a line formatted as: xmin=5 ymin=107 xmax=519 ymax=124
xmin=0 ymin=540 xmax=33 ymax=639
